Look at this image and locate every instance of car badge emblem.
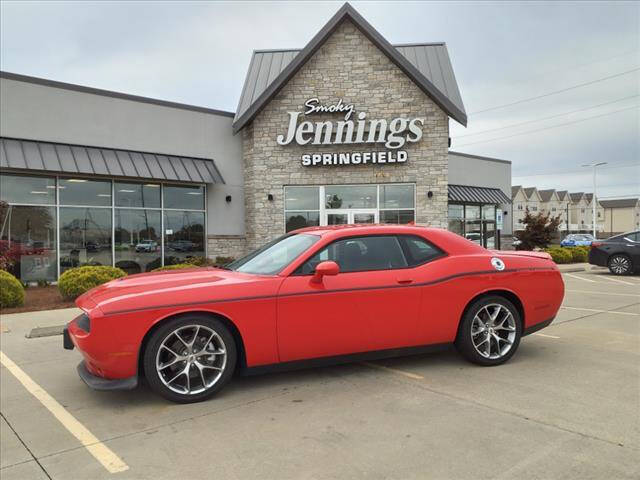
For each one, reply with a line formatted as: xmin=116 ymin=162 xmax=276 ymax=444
xmin=491 ymin=257 xmax=505 ymax=271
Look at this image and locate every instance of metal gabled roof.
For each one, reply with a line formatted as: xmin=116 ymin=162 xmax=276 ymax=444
xmin=0 ymin=137 xmax=225 ymax=184
xmin=448 ymin=184 xmax=511 ymax=205
xmin=232 ymin=2 xmax=467 ymax=133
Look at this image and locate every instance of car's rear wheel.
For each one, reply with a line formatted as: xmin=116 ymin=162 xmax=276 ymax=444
xmin=608 ymin=254 xmax=632 ymax=275
xmin=143 ymin=315 xmax=236 ymax=403
xmin=455 ymin=296 xmax=522 ymax=366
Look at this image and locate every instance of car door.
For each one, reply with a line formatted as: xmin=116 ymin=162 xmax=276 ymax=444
xmin=276 ymin=235 xmax=421 ymax=362
xmin=622 ymin=231 xmax=640 ymax=270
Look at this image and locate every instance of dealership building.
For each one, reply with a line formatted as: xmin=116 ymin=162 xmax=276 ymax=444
xmin=0 ymin=3 xmax=512 ymax=283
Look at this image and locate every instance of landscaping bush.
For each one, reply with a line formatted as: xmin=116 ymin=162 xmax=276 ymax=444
xmin=151 ymin=263 xmax=193 ymax=272
xmin=0 ymin=270 xmax=25 ymax=308
xmin=58 ymin=266 xmax=126 ymax=300
xmin=544 ymin=247 xmax=573 ymax=264
xmin=569 ymin=246 xmax=589 ymax=263
xmin=184 ymin=256 xmax=215 ymax=267
xmin=214 ymin=256 xmax=235 ymax=267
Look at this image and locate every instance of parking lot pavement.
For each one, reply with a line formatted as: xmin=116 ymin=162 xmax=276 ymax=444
xmin=1 ymin=270 xmax=638 ymax=480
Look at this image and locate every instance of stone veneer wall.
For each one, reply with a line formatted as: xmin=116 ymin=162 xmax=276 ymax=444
xmin=239 ymin=19 xmax=449 ymax=252
xmin=208 ymin=235 xmax=247 ymax=261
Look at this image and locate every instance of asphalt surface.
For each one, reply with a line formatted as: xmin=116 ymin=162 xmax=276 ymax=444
xmin=1 ymin=269 xmax=638 ymax=479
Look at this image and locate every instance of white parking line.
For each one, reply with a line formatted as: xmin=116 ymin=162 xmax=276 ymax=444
xmin=560 ymin=306 xmax=639 ymax=316
xmin=564 ymin=273 xmax=597 ymax=283
xmin=0 ymin=351 xmax=129 ymax=474
xmin=596 ymin=275 xmax=637 ymax=286
xmin=566 ymin=289 xmax=640 ymax=297
xmin=534 ymin=333 xmax=560 ymax=339
xmin=361 ymin=361 xmax=424 ymax=380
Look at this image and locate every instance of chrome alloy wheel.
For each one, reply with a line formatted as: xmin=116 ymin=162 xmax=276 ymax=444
xmin=471 ymin=304 xmax=517 ymax=360
xmin=609 ymin=255 xmax=631 ymax=275
xmin=155 ymin=325 xmax=227 ymax=395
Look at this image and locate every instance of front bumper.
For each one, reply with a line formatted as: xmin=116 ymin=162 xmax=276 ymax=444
xmin=77 ymin=361 xmax=138 ymax=391
xmin=64 ymin=315 xmax=139 ymax=391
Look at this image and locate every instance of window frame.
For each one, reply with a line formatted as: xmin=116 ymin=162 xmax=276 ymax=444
xmin=292 ymin=233 xmax=446 ymax=276
xmin=0 ymin=171 xmax=207 ymax=280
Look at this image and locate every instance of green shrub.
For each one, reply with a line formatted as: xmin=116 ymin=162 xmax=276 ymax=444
xmin=214 ymin=256 xmax=235 ymax=267
xmin=0 ymin=270 xmax=25 ymax=308
xmin=151 ymin=263 xmax=193 ymax=272
xmin=184 ymin=256 xmax=215 ymax=267
xmin=544 ymin=247 xmax=573 ymax=264
xmin=58 ymin=266 xmax=127 ymax=300
xmin=570 ymin=246 xmax=589 ymax=263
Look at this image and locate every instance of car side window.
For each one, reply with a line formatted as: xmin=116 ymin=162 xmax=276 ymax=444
xmin=398 ymin=235 xmax=444 ymax=266
xmin=623 ymin=232 xmax=640 ymax=242
xmin=297 ymin=235 xmax=408 ymax=274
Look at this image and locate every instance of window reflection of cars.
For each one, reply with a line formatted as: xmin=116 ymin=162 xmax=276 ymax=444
xmin=135 ymin=240 xmax=158 ymax=252
xmin=169 ymin=240 xmax=195 ymax=252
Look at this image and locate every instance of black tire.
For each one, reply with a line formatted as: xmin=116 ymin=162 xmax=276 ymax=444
xmin=608 ymin=254 xmax=632 ymax=276
xmin=143 ymin=315 xmax=237 ymax=403
xmin=455 ymin=295 xmax=522 ymax=366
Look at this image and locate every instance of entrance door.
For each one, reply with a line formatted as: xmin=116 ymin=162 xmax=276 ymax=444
xmin=323 ymin=209 xmax=378 ymax=225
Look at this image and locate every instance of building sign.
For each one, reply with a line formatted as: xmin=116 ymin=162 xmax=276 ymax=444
xmin=276 ymin=98 xmax=424 ymax=167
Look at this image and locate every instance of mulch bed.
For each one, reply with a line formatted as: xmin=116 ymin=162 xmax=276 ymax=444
xmin=1 ymin=286 xmax=75 ymax=315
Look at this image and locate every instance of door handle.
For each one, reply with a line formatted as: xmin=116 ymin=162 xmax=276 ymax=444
xmin=397 ymin=278 xmax=413 ymax=284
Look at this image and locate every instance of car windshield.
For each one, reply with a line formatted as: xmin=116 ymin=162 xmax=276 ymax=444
xmin=227 ymin=233 xmax=320 ymax=275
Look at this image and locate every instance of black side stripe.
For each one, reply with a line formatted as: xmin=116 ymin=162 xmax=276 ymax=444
xmin=103 ymin=267 xmax=554 ymax=317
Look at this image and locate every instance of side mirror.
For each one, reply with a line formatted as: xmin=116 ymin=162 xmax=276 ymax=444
xmin=311 ymin=261 xmax=340 ymax=283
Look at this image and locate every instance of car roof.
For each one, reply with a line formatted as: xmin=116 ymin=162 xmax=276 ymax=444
xmin=291 ymin=224 xmax=486 ymax=254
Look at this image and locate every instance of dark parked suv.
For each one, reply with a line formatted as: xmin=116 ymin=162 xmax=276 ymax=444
xmin=589 ymin=231 xmax=640 ymax=275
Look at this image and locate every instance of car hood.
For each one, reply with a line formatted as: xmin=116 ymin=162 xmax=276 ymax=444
xmin=76 ymin=267 xmax=277 ymax=316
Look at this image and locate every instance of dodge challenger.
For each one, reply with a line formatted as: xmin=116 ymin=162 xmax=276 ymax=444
xmin=63 ymin=225 xmax=564 ymax=403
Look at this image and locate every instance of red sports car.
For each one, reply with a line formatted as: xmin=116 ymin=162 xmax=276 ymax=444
xmin=64 ymin=225 xmax=564 ymax=403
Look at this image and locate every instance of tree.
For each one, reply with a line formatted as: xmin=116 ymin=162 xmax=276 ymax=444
xmin=515 ymin=208 xmax=562 ymax=250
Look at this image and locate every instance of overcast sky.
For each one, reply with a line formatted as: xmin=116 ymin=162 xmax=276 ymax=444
xmin=2 ymin=1 xmax=638 ymax=198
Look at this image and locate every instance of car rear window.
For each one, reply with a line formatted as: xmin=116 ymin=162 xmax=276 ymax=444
xmin=398 ymin=235 xmax=444 ymax=266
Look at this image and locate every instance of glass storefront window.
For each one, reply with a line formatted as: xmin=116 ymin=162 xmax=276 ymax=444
xmin=482 ymin=205 xmax=496 ymax=249
xmin=163 ymin=185 xmax=204 ymax=210
xmin=60 ymin=207 xmax=112 ymax=272
xmin=464 ymin=205 xmax=482 ymax=244
xmin=380 ymin=185 xmax=414 ymax=209
xmin=285 ymin=211 xmax=319 ymax=232
xmin=0 ymin=205 xmax=57 ymax=282
xmin=380 ymin=210 xmax=415 ymax=224
xmin=448 ymin=204 xmax=464 ymax=236
xmin=59 ymin=178 xmax=112 ymax=206
xmin=0 ymin=174 xmax=56 ymax=204
xmin=115 ymin=182 xmax=161 ymax=209
xmin=285 ymin=186 xmax=319 ymax=210
xmin=325 ymin=185 xmax=376 ymax=209
xmin=164 ymin=211 xmax=205 ymax=264
xmin=114 ymin=209 xmax=161 ymax=274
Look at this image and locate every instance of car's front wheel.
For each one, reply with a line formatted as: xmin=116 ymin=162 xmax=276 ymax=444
xmin=143 ymin=315 xmax=236 ymax=403
xmin=455 ymin=296 xmax=522 ymax=366
xmin=608 ymin=254 xmax=632 ymax=275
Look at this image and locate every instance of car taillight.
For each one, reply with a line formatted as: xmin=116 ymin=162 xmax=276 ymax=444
xmin=591 ymin=242 xmax=603 ymax=248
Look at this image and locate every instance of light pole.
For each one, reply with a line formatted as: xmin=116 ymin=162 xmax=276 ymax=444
xmin=582 ymin=162 xmax=607 ymax=238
